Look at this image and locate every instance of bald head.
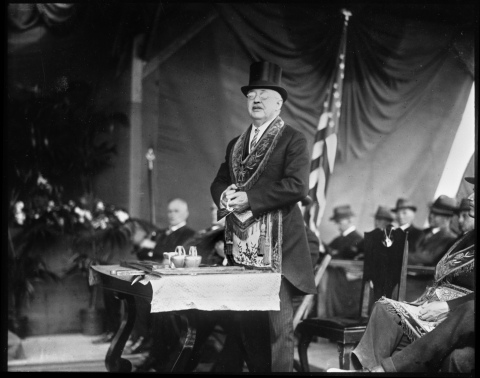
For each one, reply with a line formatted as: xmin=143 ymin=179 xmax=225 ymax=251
xmin=167 ymin=198 xmax=189 ymax=227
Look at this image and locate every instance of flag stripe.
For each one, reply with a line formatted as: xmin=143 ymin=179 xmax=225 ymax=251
xmin=306 ymin=12 xmax=350 ymax=240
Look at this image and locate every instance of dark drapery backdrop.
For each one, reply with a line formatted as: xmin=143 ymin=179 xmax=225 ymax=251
xmin=142 ymin=4 xmax=474 ymax=241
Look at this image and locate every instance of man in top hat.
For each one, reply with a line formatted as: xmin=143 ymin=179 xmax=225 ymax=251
xmin=409 ymin=195 xmax=458 ymax=266
xmin=391 ymin=198 xmax=423 ymax=253
xmin=211 ymin=61 xmax=316 ymax=372
xmin=454 ymin=198 xmax=475 ymax=237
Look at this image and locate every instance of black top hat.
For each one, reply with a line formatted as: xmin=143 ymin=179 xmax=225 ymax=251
xmin=241 ymin=61 xmax=288 ymax=102
xmin=465 ymin=176 xmax=475 ymax=184
xmin=456 ymin=198 xmax=471 ymax=213
xmin=391 ymin=198 xmax=417 ymax=212
xmin=330 ymin=205 xmax=355 ymax=221
xmin=373 ymin=206 xmax=394 ymax=221
xmin=429 ymin=195 xmax=457 ymax=216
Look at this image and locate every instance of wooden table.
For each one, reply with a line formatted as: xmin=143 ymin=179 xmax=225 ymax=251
xmin=90 ymin=265 xmax=281 ymax=372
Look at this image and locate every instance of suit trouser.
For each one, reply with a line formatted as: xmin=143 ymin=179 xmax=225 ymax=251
xmin=268 ymin=277 xmax=295 ymax=372
xmin=213 ymin=277 xmax=295 ymax=372
xmin=440 ymin=346 xmax=475 ymax=373
xmin=352 ymin=300 xmax=475 ymax=373
xmin=383 ymin=300 xmax=475 ymax=373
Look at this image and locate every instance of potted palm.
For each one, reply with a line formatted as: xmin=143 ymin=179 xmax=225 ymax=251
xmin=8 ymin=80 xmax=130 ymax=336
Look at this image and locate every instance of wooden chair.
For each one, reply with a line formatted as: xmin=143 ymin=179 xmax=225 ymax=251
xmin=296 ymin=227 xmax=409 ymax=371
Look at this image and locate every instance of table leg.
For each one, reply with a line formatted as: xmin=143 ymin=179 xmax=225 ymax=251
xmin=105 ymin=292 xmax=136 ymax=372
xmin=161 ymin=310 xmax=198 ymax=372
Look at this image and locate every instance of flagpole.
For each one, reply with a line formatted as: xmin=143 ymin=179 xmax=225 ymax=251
xmin=307 ymin=8 xmax=352 ymax=242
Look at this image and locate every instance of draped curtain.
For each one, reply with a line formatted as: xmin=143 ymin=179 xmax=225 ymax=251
xmin=143 ymin=3 xmax=474 ymax=240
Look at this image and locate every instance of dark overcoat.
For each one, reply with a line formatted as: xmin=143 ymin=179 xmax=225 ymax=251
xmin=211 ymin=123 xmax=316 ymax=295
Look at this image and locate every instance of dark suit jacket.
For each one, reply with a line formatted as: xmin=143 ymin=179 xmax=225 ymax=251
xmin=137 ymin=225 xmax=196 ymax=262
xmin=305 ymin=226 xmax=320 ymax=269
xmin=404 ymin=224 xmax=423 ymax=253
xmin=328 ymin=230 xmax=364 ymax=260
xmin=211 ymin=123 xmax=316 ymax=295
xmin=409 ymin=226 xmax=457 ymax=266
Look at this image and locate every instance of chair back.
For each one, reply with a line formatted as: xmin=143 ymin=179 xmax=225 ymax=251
xmin=292 ymin=253 xmax=332 ymax=329
xmin=360 ymin=226 xmax=408 ymax=316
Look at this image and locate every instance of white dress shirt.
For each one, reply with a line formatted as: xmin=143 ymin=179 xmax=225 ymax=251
xmin=248 ymin=117 xmax=276 ymax=153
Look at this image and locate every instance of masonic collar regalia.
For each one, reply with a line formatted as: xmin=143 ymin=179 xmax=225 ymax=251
xmin=220 ymin=116 xmax=285 ymax=272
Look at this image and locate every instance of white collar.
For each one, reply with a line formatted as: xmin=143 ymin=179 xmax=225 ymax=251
xmin=169 ymin=221 xmax=186 ymax=232
xmin=400 ymin=223 xmax=411 ymax=231
xmin=249 ymin=116 xmax=277 ymax=151
xmin=252 ymin=116 xmax=276 ymax=133
xmin=342 ymin=225 xmax=356 ymax=237
xmin=431 ymin=227 xmax=440 ymax=235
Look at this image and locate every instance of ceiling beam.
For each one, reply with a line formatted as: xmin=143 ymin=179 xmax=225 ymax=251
xmin=142 ymin=8 xmax=219 ymax=79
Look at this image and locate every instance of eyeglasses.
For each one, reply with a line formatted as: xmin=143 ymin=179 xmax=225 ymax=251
xmin=246 ymin=91 xmax=281 ymax=102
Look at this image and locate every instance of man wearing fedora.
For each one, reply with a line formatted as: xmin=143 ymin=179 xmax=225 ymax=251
xmin=373 ymin=205 xmax=395 ymax=230
xmin=327 ymin=205 xmax=363 ymax=259
xmin=454 ymin=198 xmax=475 ymax=237
xmin=391 ymin=198 xmax=423 ymax=253
xmin=211 ymin=61 xmax=316 ymax=372
xmin=405 ymin=195 xmax=458 ymax=301
xmin=320 ymin=205 xmax=364 ymax=318
xmin=409 ymin=195 xmax=458 ymax=266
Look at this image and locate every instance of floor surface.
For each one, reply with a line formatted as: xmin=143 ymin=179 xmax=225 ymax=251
xmin=7 ymin=333 xmax=339 ymax=372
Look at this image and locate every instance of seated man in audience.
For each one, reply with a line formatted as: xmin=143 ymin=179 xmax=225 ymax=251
xmin=406 ymin=195 xmax=458 ymax=301
xmin=455 ymin=197 xmax=475 ymax=237
xmin=321 ymin=205 xmax=363 ymax=318
xmin=327 ymin=205 xmax=363 ymax=259
xmin=355 ymin=205 xmax=395 ymax=259
xmin=185 ymin=202 xmax=227 ymax=266
xmin=409 ymin=195 xmax=457 ymax=266
xmin=127 ymin=198 xmax=196 ymax=371
xmin=328 ymin=176 xmax=475 ymax=374
xmin=372 ymin=205 xmax=394 ymax=230
xmin=391 ymin=198 xmax=423 ymax=253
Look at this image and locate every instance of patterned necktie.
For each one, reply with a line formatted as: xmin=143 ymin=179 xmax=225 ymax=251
xmin=250 ymin=127 xmax=260 ymax=151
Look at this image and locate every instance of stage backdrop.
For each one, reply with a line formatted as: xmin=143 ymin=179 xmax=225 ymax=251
xmin=140 ymin=4 xmax=474 ymax=242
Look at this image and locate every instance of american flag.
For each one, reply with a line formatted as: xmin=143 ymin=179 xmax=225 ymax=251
xmin=307 ymin=9 xmax=351 ymax=239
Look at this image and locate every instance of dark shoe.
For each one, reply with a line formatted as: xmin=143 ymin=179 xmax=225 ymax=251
xmin=91 ymin=332 xmax=115 ymax=344
xmin=122 ymin=336 xmax=153 ymax=355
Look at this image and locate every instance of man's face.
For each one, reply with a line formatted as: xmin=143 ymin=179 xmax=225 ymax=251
xmin=428 ymin=212 xmax=450 ymax=228
xmin=247 ymin=89 xmax=283 ymax=125
xmin=374 ymin=218 xmax=390 ymax=229
xmin=468 ymin=189 xmax=475 ymax=219
xmin=167 ymin=200 xmax=189 ymax=227
xmin=335 ymin=217 xmax=352 ymax=233
xmin=458 ymin=210 xmax=474 ymax=233
xmin=395 ymin=208 xmax=415 ymax=226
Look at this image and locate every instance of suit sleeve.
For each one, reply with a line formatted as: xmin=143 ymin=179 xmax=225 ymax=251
xmin=246 ymin=130 xmax=309 ymax=217
xmin=210 ymin=138 xmax=236 ymax=207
